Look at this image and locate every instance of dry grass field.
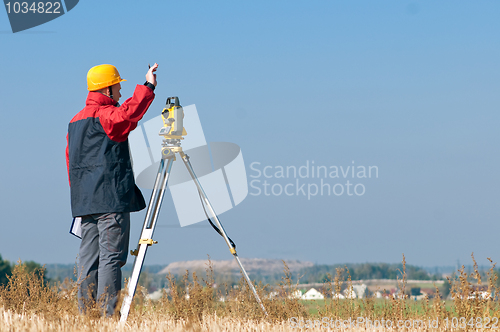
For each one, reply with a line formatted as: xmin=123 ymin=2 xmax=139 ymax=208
xmin=1 ymin=254 xmax=500 ymax=331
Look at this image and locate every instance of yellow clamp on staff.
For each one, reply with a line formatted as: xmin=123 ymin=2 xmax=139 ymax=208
xmin=230 ymin=247 xmax=236 ymax=255
xmin=130 ymin=238 xmax=158 ymax=256
xmin=139 ymin=238 xmax=158 ymax=245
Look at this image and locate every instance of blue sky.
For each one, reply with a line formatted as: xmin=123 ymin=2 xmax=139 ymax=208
xmin=0 ymin=1 xmax=499 ymax=268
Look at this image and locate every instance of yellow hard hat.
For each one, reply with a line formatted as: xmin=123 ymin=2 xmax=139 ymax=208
xmin=87 ymin=64 xmax=127 ymax=91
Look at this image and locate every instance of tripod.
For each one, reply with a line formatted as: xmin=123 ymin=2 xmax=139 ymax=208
xmin=119 ymin=98 xmax=267 ymax=322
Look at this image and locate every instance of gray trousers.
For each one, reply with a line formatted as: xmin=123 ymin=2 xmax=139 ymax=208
xmin=78 ymin=212 xmax=130 ymax=317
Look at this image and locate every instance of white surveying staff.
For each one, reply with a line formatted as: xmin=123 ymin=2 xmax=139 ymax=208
xmin=119 ymin=97 xmax=267 ymax=323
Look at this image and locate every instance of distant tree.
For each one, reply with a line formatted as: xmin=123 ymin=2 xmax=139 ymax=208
xmin=298 ymin=263 xmax=436 ymax=283
xmin=22 ymin=260 xmax=48 ymax=283
xmin=406 ymin=266 xmax=431 ymax=280
xmin=0 ymin=254 xmax=12 ymax=285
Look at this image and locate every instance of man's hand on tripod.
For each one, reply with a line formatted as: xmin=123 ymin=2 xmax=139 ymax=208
xmin=146 ymin=63 xmax=159 ymax=87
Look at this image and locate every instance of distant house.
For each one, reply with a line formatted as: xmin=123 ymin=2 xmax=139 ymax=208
xmin=393 ymin=290 xmax=405 ymax=299
xmin=332 ymin=293 xmax=345 ymax=299
xmin=268 ymin=291 xmax=279 ymax=299
xmin=343 ymin=284 xmax=368 ymax=299
xmin=146 ymin=289 xmax=164 ymax=301
xmin=301 ymin=288 xmax=324 ymax=300
xmin=352 ymin=284 xmax=368 ymax=299
xmin=420 ymin=288 xmax=436 ymax=299
xmin=330 ymin=284 xmax=368 ymax=299
xmin=269 ymin=289 xmax=310 ymax=300
xmin=451 ymin=285 xmax=492 ymax=300
xmin=375 ymin=289 xmax=396 ymax=299
xmin=289 ymin=290 xmax=302 ymax=299
xmin=343 ymin=288 xmax=356 ymax=299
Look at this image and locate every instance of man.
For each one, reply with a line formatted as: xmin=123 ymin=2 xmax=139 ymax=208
xmin=66 ymin=63 xmax=158 ymax=316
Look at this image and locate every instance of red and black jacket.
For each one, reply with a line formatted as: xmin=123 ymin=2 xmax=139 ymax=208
xmin=66 ymin=85 xmax=155 ymax=217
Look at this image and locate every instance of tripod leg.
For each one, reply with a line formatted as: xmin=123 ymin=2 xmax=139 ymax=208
xmin=179 ymin=152 xmax=268 ymax=316
xmin=120 ymin=157 xmax=174 ymax=323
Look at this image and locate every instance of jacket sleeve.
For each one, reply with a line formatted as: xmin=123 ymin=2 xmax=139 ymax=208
xmin=98 ymin=84 xmax=155 ymax=142
xmin=66 ymin=133 xmax=70 ymax=185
